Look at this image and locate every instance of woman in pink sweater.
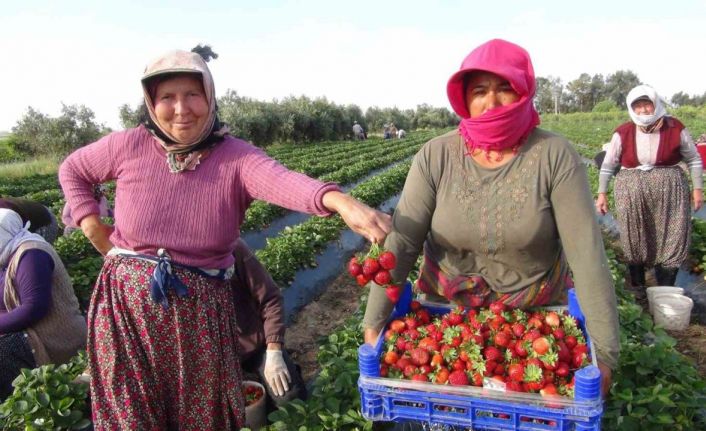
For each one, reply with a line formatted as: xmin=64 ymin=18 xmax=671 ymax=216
xmin=59 ymin=50 xmax=391 ymax=430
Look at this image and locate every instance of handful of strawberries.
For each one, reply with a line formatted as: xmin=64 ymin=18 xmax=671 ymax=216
xmin=347 ymin=244 xmax=402 ymax=303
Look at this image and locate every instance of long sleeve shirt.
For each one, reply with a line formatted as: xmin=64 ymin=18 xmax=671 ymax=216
xmin=363 ymin=129 xmax=620 ymax=369
xmin=0 ymin=249 xmax=54 ymax=333
xmin=59 ymin=126 xmax=340 ymax=269
xmin=598 ymin=127 xmax=703 ymax=193
xmin=231 ymin=239 xmax=285 ymax=361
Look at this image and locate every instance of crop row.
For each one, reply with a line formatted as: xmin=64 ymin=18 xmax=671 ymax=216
xmin=255 ymin=161 xmax=412 ymax=286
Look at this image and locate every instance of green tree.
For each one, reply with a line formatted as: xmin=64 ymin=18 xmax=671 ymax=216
xmin=118 ymin=102 xmax=144 ymax=129
xmin=605 ymin=70 xmax=641 ymax=108
xmin=566 ymin=73 xmax=593 ymax=112
xmin=12 ymin=104 xmax=107 ymax=157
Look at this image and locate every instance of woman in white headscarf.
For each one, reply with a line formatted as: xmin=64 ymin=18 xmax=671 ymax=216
xmin=596 ymin=85 xmax=703 ymax=289
xmin=0 ymin=209 xmax=86 ymax=400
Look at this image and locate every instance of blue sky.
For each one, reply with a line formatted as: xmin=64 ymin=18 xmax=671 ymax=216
xmin=2 ymin=0 xmax=705 ymax=131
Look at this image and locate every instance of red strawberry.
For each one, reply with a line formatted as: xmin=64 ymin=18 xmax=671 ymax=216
xmin=511 ymin=322 xmax=526 ymax=338
xmin=527 ymin=316 xmax=544 ymax=330
xmin=483 ymin=346 xmax=503 ymax=362
xmin=380 ymin=365 xmax=389 ymax=377
xmin=514 ymin=341 xmax=530 ymax=358
xmin=435 ymin=368 xmax=450 ymax=384
xmin=389 ymin=320 xmax=406 ymax=333
xmin=564 ymin=335 xmax=578 ymax=350
xmin=385 ymin=285 xmax=402 ymax=303
xmin=507 ymin=363 xmax=525 ymax=382
xmin=493 ymin=331 xmax=511 ymax=348
xmin=555 ymin=362 xmax=570 ymax=378
xmin=532 ymin=337 xmax=550 ymax=355
xmin=373 ymin=270 xmax=392 ymax=286
xmin=410 ymin=300 xmax=422 ymax=311
xmin=418 ymin=337 xmax=439 ymax=353
xmin=403 ymin=364 xmax=418 ymax=378
xmin=411 ymin=374 xmax=428 ymax=382
xmin=347 ymin=258 xmax=363 ymax=277
xmin=572 ymin=351 xmax=588 ymax=369
xmin=506 ymin=381 xmax=524 ymax=392
xmin=540 ymin=383 xmax=558 ymax=396
xmin=544 ymin=311 xmax=561 ymax=328
xmin=356 ymin=274 xmax=370 ymax=287
xmin=383 ymin=351 xmax=399 ymax=365
xmin=362 ymin=257 xmax=380 ymax=276
xmin=448 ymin=370 xmax=469 ymax=386
xmin=447 ymin=309 xmax=464 ymax=326
xmin=415 ymin=309 xmax=431 ymax=324
xmin=395 ymin=357 xmax=411 ymax=371
xmin=404 ymin=316 xmax=418 ymax=330
xmin=378 ymin=251 xmax=397 ymax=270
xmin=552 ymin=328 xmax=565 ymax=340
xmin=471 ymin=372 xmax=483 ymax=386
xmin=489 ymin=301 xmax=506 ymax=314
xmin=410 ymin=348 xmax=430 ymax=366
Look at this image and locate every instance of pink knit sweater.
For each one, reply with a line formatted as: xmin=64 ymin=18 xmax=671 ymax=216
xmin=59 ymin=126 xmax=339 ymax=269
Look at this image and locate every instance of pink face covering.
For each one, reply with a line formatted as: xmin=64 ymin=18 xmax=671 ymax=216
xmin=446 ymin=39 xmax=540 ymax=154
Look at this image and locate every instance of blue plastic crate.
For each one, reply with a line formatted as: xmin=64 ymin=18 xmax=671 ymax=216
xmin=358 ymin=283 xmax=603 ymax=430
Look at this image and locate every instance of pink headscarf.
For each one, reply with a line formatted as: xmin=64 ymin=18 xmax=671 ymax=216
xmin=447 ymin=39 xmax=540 ymax=154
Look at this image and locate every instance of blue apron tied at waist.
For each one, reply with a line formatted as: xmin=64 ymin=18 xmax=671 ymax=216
xmin=151 ymin=249 xmax=189 ymax=309
xmin=107 ymin=247 xmax=233 ymax=309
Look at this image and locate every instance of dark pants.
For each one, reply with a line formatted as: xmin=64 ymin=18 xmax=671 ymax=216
xmin=241 ymin=349 xmax=307 ymax=411
xmin=0 ymin=332 xmax=36 ymax=401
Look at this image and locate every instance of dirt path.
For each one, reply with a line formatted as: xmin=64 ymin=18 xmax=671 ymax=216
xmin=285 ymin=271 xmax=362 ymax=382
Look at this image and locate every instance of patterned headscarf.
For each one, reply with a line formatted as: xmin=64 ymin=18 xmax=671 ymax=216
xmin=141 ymin=50 xmax=229 ymax=173
xmin=0 ymin=209 xmax=46 ymax=269
xmin=446 ymin=39 xmax=540 ymax=156
xmin=626 ymin=85 xmax=667 ymax=134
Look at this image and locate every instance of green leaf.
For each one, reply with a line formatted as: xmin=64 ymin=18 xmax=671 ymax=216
xmin=12 ymin=400 xmax=29 ymax=414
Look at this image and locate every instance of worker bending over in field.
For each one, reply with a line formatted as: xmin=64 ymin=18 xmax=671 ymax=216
xmin=232 ymin=238 xmax=307 ymax=410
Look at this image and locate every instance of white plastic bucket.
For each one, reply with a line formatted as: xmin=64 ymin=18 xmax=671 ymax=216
xmin=646 ymin=286 xmax=684 ymax=315
xmin=243 ymin=380 xmax=267 ymax=430
xmin=652 ymin=293 xmax=693 ymax=331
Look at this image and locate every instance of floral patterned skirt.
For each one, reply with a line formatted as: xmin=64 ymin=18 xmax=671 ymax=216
xmin=614 ymin=166 xmax=691 ymax=268
xmin=416 ymin=250 xmax=572 ymax=309
xmin=87 ymin=255 xmax=244 ymax=431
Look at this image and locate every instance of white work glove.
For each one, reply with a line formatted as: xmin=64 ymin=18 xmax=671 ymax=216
xmin=264 ymin=349 xmax=291 ymax=397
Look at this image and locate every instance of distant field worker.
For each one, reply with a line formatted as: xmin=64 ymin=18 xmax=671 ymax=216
xmin=397 ymin=129 xmax=406 ymax=139
xmin=596 ymin=85 xmax=703 ymax=288
xmin=61 ymin=184 xmax=113 ymax=236
xmin=352 ymin=121 xmax=365 ymax=140
xmin=231 ymin=239 xmax=306 ymax=411
xmin=383 ymin=123 xmax=392 ymax=139
xmin=389 ymin=123 xmax=398 ymax=139
xmin=59 ymin=49 xmax=391 ymax=430
xmin=0 ymin=209 xmax=87 ymax=400
xmin=0 ymin=197 xmax=58 ymax=243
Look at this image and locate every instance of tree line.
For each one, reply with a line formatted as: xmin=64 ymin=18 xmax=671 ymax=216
xmin=535 ymin=70 xmax=706 ymax=114
xmin=4 ymin=67 xmax=705 ymax=161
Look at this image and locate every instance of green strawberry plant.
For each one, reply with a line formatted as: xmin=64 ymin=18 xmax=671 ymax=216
xmin=0 ymin=352 xmax=90 ymax=431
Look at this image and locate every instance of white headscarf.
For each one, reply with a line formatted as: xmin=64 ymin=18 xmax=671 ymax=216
xmin=626 ymin=85 xmax=667 ymax=128
xmin=0 ymin=209 xmax=47 ymax=268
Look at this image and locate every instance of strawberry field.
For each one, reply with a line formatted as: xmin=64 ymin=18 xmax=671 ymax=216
xmin=2 ymin=116 xmax=706 ymax=430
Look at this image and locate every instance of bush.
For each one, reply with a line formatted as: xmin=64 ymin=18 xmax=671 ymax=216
xmin=592 ymin=99 xmax=621 ymax=113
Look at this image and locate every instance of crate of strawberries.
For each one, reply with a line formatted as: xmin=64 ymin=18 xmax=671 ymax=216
xmin=352 ymin=249 xmax=604 ymax=430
